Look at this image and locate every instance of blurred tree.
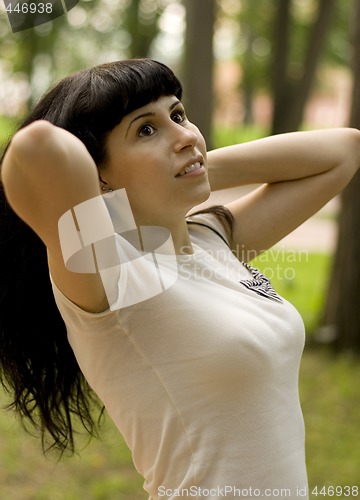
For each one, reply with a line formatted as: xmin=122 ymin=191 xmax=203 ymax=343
xmin=0 ymin=0 xmax=111 ymax=114
xmin=215 ymin=0 xmax=274 ymax=127
xmin=123 ymin=0 xmax=165 ymax=58
xmin=271 ymin=0 xmax=291 ymax=133
xmin=0 ymin=0 xmax=174 ymax=115
xmin=215 ymin=0 xmax=348 ymax=131
xmin=321 ymin=0 xmax=360 ymax=354
xmin=12 ymin=23 xmax=59 ymax=109
xmin=237 ymin=0 xmax=273 ymax=126
xmin=182 ymin=0 xmax=216 ymax=150
xmin=271 ymin=0 xmax=336 ymax=134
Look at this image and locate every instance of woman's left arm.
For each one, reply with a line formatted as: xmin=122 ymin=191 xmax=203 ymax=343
xmin=207 ymin=128 xmax=360 ymax=258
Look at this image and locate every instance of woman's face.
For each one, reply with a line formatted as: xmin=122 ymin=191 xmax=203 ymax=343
xmin=99 ymin=95 xmax=210 ymax=226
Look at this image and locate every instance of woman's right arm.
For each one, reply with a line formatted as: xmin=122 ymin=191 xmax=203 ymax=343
xmin=1 ymin=120 xmax=111 ymax=312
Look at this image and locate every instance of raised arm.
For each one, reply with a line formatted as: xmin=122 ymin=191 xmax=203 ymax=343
xmin=1 ymin=120 xmax=110 ymax=312
xmin=207 ymin=128 xmax=360 ymax=259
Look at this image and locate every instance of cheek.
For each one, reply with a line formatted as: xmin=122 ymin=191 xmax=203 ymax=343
xmin=199 ymin=132 xmax=207 ymax=150
xmin=116 ymin=160 xmax=161 ymax=192
xmin=105 ymin=153 xmax=143 ymax=187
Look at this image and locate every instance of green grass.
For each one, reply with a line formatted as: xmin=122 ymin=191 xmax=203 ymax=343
xmin=301 ymin=350 xmax=360 ymax=492
xmin=0 ymin=403 xmax=146 ymax=499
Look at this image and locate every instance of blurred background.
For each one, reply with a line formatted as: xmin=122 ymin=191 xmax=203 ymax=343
xmin=0 ymin=0 xmax=360 ymax=498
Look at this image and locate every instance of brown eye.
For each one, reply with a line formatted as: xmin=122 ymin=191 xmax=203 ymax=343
xmin=171 ymin=110 xmax=186 ymax=124
xmin=138 ymin=124 xmax=155 ymax=137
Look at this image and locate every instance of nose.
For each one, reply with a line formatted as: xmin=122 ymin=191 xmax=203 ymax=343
xmin=172 ymin=123 xmax=198 ymax=152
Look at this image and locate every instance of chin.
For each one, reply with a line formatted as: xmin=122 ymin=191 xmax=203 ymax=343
xmin=199 ymin=188 xmax=211 ymax=204
xmin=186 ymin=184 xmax=211 ymax=212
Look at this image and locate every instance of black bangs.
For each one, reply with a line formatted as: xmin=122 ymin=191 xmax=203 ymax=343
xmin=13 ymin=58 xmax=183 ymax=165
xmin=90 ymin=58 xmax=183 ymax=120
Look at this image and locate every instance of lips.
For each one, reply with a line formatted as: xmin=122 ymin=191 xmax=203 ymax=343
xmin=176 ymin=162 xmax=203 ymax=177
xmin=176 ymin=155 xmax=204 ymax=177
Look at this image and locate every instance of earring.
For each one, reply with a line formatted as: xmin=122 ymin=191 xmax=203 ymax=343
xmin=102 ymin=186 xmax=113 ymax=192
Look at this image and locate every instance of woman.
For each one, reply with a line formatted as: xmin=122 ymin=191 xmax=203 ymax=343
xmin=0 ymin=58 xmax=359 ymax=499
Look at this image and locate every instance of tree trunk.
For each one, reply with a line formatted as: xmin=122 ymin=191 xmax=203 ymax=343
xmin=182 ymin=0 xmax=216 ymax=150
xmin=288 ymin=0 xmax=336 ymax=131
xmin=271 ymin=0 xmax=292 ymax=134
xmin=126 ymin=0 xmax=161 ymax=58
xmin=321 ymin=0 xmax=360 ymax=353
xmin=241 ymin=23 xmax=257 ymax=126
xmin=271 ymin=0 xmax=336 ymax=134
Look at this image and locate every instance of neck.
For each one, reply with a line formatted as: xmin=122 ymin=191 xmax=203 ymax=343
xmin=169 ymin=219 xmax=194 ymax=255
xmin=134 ymin=213 xmax=194 ymax=255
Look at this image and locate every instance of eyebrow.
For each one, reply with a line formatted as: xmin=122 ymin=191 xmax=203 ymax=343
xmin=125 ymin=100 xmax=181 ymax=137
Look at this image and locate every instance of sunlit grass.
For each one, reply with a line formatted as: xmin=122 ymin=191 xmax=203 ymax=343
xmin=301 ymin=350 xmax=360 ymax=491
xmin=0 ymin=403 xmax=145 ymax=499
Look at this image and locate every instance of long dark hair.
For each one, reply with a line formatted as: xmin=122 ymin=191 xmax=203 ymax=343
xmin=0 ymin=58 xmax=234 ymax=455
xmin=0 ymin=58 xmax=183 ymax=454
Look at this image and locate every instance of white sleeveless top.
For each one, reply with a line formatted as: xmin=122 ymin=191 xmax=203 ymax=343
xmin=51 ymin=213 xmax=308 ymax=499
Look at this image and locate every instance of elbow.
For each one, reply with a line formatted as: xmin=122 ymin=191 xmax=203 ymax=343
xmin=1 ymin=121 xmax=57 ymax=195
xmin=331 ymin=127 xmax=360 ymax=191
xmin=330 ymin=127 xmax=360 ymax=183
xmin=1 ymin=121 xmax=52 ymax=175
xmin=4 ymin=120 xmax=78 ymax=177
xmin=344 ymin=127 xmax=360 ymax=172
xmin=10 ymin=120 xmax=55 ymax=158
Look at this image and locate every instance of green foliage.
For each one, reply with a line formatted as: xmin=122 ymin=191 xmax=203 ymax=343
xmin=0 ymin=115 xmax=18 ymax=155
xmin=217 ymin=0 xmax=275 ymax=97
xmin=213 ymin=124 xmax=267 ymax=148
xmin=123 ymin=0 xmax=166 ymax=58
xmin=1 ymin=0 xmax=353 ymax=110
xmin=0 ymin=0 xmax=169 ymax=114
xmin=216 ymin=0 xmax=352 ymax=95
xmin=323 ymin=0 xmax=353 ymax=67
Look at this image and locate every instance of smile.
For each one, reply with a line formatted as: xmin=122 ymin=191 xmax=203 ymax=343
xmin=176 ymin=162 xmax=203 ymax=177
